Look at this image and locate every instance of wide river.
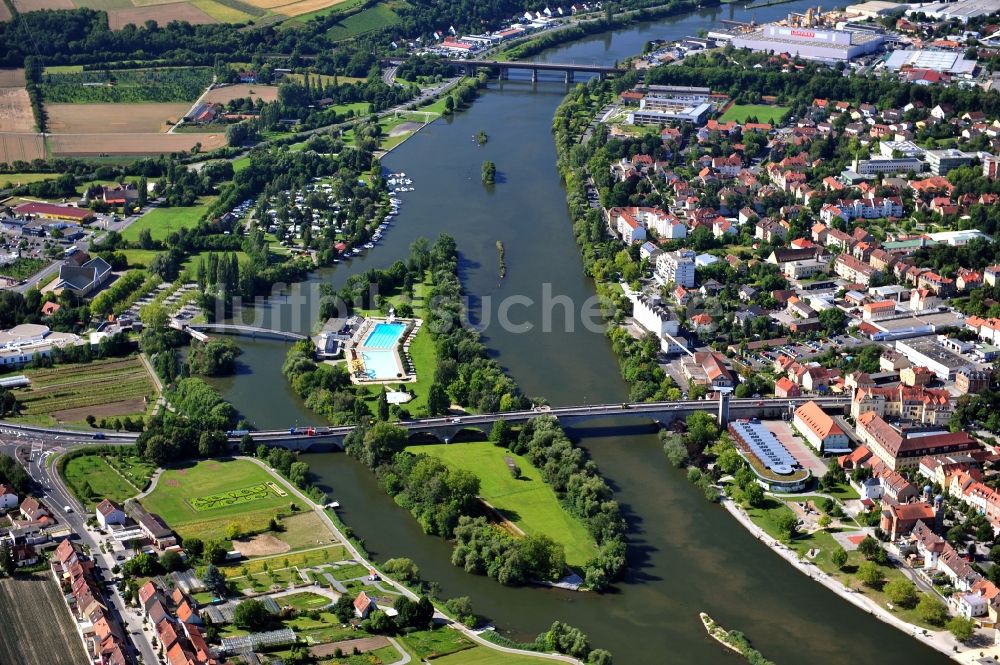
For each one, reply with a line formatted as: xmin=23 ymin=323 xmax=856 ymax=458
xmin=211 ymin=3 xmax=951 ymax=662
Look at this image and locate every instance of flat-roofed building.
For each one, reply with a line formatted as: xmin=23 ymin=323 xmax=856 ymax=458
xmin=895 ymin=335 xmax=975 ymax=381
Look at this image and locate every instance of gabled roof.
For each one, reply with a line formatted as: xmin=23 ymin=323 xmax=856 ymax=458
xmin=794 ymin=401 xmax=844 ymax=440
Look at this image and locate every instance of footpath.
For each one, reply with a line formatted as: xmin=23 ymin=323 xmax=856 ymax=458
xmin=720 ymin=497 xmax=970 ymax=662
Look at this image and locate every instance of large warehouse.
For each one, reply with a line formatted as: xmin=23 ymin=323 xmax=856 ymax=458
xmin=729 ymin=24 xmax=886 ymax=62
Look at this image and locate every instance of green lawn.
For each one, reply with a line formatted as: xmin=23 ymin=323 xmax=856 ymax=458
xmin=432 ymin=646 xmax=554 ymax=664
xmin=119 ymin=249 xmax=158 ymax=268
xmin=142 ymin=459 xmax=300 ymax=542
xmin=121 ymin=198 xmax=214 ymax=243
xmin=276 ymin=591 xmax=332 ymax=611
xmin=399 ymin=628 xmax=473 ymax=660
xmin=406 ymin=442 xmax=597 ymax=567
xmin=62 ymin=454 xmax=138 ymax=509
xmin=0 ymin=173 xmax=61 ymax=186
xmin=232 ymin=155 xmax=251 ymax=173
xmin=719 ymin=104 xmax=789 ymax=124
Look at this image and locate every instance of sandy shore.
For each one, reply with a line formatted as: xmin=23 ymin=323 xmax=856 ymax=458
xmin=720 ymin=497 xmax=968 ymax=662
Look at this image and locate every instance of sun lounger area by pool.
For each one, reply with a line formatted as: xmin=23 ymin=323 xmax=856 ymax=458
xmin=346 ymin=313 xmax=422 ymax=384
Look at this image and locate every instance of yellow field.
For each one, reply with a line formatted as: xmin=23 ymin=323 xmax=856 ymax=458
xmin=242 ymin=0 xmax=294 ymax=8
xmin=275 ymin=0 xmax=347 ymax=17
xmin=189 ymin=0 xmax=252 ymax=21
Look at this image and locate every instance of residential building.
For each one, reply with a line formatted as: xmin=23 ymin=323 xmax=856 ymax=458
xmin=96 ymin=499 xmax=127 ymax=530
xmin=856 ymin=411 xmax=979 ymax=470
xmin=655 ymin=250 xmax=696 ymax=287
xmin=55 ymin=257 xmax=112 ymax=297
xmin=632 ymin=294 xmax=680 ymax=339
xmin=682 ymin=351 xmax=735 ymax=389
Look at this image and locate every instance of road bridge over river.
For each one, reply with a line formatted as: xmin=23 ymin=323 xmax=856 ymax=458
xmin=0 ymin=395 xmax=851 ymax=451
xmin=384 ymin=58 xmax=624 ymax=83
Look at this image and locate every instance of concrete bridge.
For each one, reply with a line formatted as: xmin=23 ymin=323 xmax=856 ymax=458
xmin=185 ymin=323 xmax=308 ymax=343
xmin=242 ymin=395 xmax=851 ymax=451
xmin=385 ymin=58 xmax=624 ymax=83
xmin=0 ymin=395 xmax=851 ymax=452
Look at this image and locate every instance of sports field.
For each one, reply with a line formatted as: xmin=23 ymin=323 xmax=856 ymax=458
xmin=0 ymin=575 xmax=88 ymax=665
xmin=142 ymin=458 xmax=300 ymax=541
xmin=11 ymin=357 xmax=156 ymax=426
xmin=719 ymin=103 xmax=789 ymax=124
xmin=407 ymin=442 xmax=597 ymax=566
xmin=122 ymin=198 xmax=213 ymax=242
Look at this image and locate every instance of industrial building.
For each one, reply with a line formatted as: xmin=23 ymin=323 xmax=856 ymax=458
xmin=908 ymin=0 xmax=1000 ymax=23
xmin=894 ymin=335 xmax=976 ymax=381
xmin=884 ymin=50 xmax=977 ymax=76
xmin=728 ymin=23 xmax=886 ymax=62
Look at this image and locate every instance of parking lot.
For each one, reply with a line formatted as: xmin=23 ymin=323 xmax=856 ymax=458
xmin=765 ymin=419 xmax=829 ymax=478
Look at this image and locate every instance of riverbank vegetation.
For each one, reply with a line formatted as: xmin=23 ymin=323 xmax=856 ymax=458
xmin=482 ymin=160 xmax=496 ymax=185
xmin=700 ymin=613 xmax=774 ymax=665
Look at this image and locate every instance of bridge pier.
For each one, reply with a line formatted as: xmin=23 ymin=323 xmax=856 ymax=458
xmin=531 ymin=68 xmax=538 ymax=83
xmin=565 ymin=70 xmax=574 ymax=84
xmin=718 ymin=392 xmax=730 ymax=427
xmin=499 ymin=66 xmax=508 ymax=81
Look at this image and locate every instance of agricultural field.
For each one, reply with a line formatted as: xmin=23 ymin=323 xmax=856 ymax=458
xmin=107 ymin=3 xmax=218 ymax=29
xmin=201 ymin=83 xmax=280 ymax=104
xmin=122 ymin=198 xmax=213 ymax=242
xmin=42 ymin=68 xmax=211 ymax=104
xmin=0 ymin=575 xmax=89 ymax=665
xmin=0 ymin=87 xmax=35 ymax=133
xmin=62 ymin=453 xmax=139 ymax=508
xmin=12 ymin=0 xmax=73 ymax=10
xmin=48 ymin=132 xmax=226 ymax=157
xmin=142 ymin=458 xmax=301 ymax=541
xmin=0 ymin=70 xmax=25 ymax=87
xmin=188 ymin=0 xmax=263 ymax=23
xmin=325 ymin=1 xmax=401 ymax=40
xmin=280 ymin=0 xmax=362 ymax=25
xmin=0 ymin=132 xmax=46 ymax=162
xmin=46 ymin=103 xmax=191 ymax=134
xmin=407 ymin=442 xmax=598 ymax=566
xmin=10 ymin=357 xmax=157 ymax=426
xmin=719 ymin=103 xmax=789 ymax=124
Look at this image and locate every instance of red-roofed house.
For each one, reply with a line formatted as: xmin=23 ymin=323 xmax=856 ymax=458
xmin=793 ymin=401 xmax=850 ymax=453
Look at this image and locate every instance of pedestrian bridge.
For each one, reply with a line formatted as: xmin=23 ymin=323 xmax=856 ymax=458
xmin=184 ymin=323 xmax=308 ymax=342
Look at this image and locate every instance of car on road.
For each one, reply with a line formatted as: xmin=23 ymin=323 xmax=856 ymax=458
xmin=93 ymin=433 xmax=106 ymax=440
xmin=64 ymin=505 xmax=72 ymax=513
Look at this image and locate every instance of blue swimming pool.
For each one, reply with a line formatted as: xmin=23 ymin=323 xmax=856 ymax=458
xmin=361 ymin=350 xmax=399 ymax=380
xmin=364 ymin=322 xmax=406 ymax=349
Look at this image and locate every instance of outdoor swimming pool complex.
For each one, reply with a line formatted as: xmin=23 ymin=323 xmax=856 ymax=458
xmin=364 ymin=322 xmax=406 ymax=349
xmin=361 ymin=350 xmax=400 ymax=380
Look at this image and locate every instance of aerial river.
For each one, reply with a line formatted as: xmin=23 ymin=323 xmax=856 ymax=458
xmin=210 ymin=3 xmax=952 ymax=662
